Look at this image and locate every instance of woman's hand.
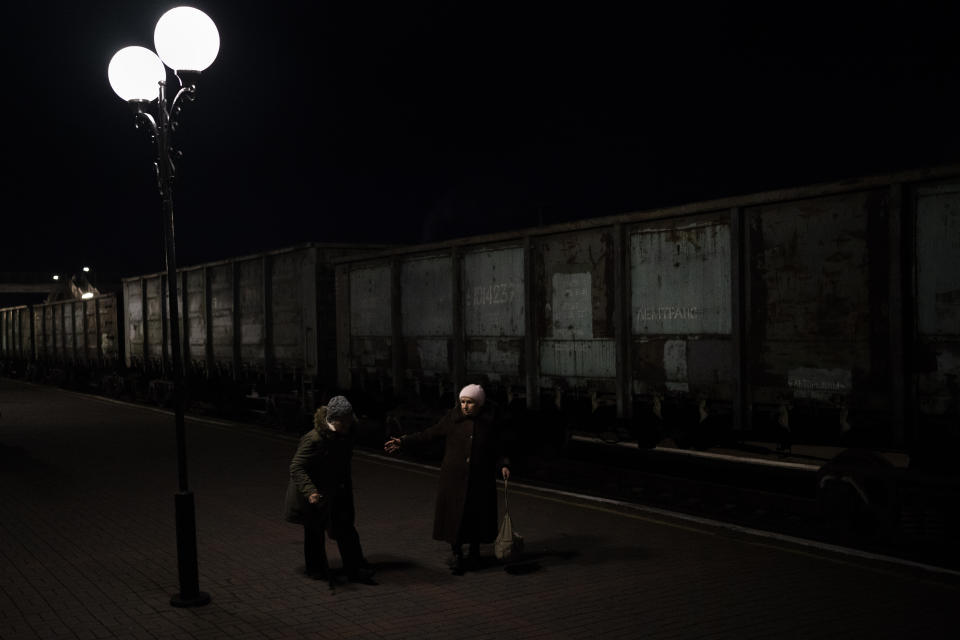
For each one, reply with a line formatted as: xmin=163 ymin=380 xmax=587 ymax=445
xmin=501 ymin=466 xmax=510 ymax=481
xmin=384 ymin=437 xmax=402 ymax=454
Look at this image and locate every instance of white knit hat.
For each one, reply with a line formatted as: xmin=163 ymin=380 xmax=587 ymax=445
xmin=458 ymin=384 xmax=486 ymax=406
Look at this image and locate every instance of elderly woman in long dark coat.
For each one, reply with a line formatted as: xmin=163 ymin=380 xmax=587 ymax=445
xmin=284 ymin=396 xmax=375 ymax=586
xmin=385 ymin=384 xmax=510 ymax=574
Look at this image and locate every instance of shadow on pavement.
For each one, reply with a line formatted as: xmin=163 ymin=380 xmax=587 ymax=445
xmin=504 ymin=561 xmax=542 ymax=575
xmin=498 ymin=534 xmax=652 ymax=574
xmin=0 ymin=443 xmax=43 ymax=473
xmin=366 ymin=559 xmax=419 ymax=574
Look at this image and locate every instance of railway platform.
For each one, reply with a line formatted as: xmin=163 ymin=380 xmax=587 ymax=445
xmin=1 ymin=377 xmax=959 ymax=639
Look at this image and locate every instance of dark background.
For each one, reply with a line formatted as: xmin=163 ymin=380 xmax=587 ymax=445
xmin=3 ymin=1 xmax=959 ymax=285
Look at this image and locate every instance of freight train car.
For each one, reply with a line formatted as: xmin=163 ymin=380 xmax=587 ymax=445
xmin=0 ymin=305 xmax=31 ymax=361
xmin=0 ymin=294 xmax=121 ymax=385
xmin=334 ymin=165 xmax=960 ymax=451
xmin=33 ymin=294 xmax=121 ymax=365
xmin=120 ymin=243 xmax=384 ymax=413
xmin=3 ymin=170 xmax=958 ymax=448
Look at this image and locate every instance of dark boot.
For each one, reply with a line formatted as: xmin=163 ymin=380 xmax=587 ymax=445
xmin=448 ymin=545 xmax=465 ymax=575
xmin=357 ymin=557 xmax=376 ymax=575
xmin=305 ymin=566 xmax=329 ymax=580
xmin=347 ymin=566 xmax=378 ymax=585
xmin=466 ymin=543 xmax=481 ymax=569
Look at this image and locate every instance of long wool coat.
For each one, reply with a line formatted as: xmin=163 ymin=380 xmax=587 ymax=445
xmin=402 ymin=404 xmax=508 ymax=544
xmin=283 ymin=406 xmax=356 ymax=535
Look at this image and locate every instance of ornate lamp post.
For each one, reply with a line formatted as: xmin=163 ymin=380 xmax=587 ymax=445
xmin=108 ymin=6 xmax=219 ymax=608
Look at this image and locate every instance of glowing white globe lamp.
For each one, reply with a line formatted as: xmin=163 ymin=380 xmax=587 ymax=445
xmin=154 ymin=7 xmax=220 ymax=72
xmin=108 ymin=46 xmax=166 ymax=102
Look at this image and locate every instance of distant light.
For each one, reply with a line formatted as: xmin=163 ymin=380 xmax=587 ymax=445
xmin=83 ymin=266 xmax=91 ymax=272
xmin=154 ymin=7 xmax=220 ymax=72
xmin=52 ymin=275 xmax=60 ymax=281
xmin=108 ymin=46 xmax=166 ymax=102
xmin=81 ymin=292 xmax=95 ymax=300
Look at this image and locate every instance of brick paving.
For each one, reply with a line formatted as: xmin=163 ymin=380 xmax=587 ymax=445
xmin=1 ymin=377 xmax=958 ymax=639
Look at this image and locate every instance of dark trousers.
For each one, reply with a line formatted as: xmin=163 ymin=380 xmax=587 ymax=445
xmin=451 ymin=541 xmax=480 ymax=557
xmin=303 ymin=511 xmax=365 ymax=576
xmin=452 ymin=517 xmax=480 ymax=559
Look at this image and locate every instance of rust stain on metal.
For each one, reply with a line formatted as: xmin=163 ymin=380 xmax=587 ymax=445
xmin=631 ymin=222 xmax=731 ymax=335
xmin=350 ymin=265 xmax=392 ymax=337
xmin=401 ymin=257 xmax=453 ymax=337
xmin=916 ymin=183 xmax=960 ymax=336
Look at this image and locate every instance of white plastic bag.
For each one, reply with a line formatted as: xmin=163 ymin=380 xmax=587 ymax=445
xmin=494 ymin=479 xmax=524 ymax=560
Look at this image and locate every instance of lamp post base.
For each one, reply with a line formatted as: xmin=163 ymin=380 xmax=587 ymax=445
xmin=171 ymin=490 xmax=209 ymax=607
xmin=170 ymin=591 xmax=211 ymax=608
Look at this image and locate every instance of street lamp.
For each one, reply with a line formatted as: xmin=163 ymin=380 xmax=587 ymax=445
xmin=108 ymin=5 xmax=219 ymax=608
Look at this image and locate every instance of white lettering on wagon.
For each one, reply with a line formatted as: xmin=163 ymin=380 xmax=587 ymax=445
xmin=635 ymin=306 xmax=700 ymax=323
xmin=787 ymin=367 xmax=851 ymax=401
xmin=465 ymin=282 xmax=521 ymax=306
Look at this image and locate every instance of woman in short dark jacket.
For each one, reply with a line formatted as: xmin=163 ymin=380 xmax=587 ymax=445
xmin=385 ymin=384 xmax=509 ymax=574
xmin=285 ymin=396 xmax=374 ymax=585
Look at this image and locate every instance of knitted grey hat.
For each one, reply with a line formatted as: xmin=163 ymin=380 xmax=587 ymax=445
xmin=325 ymin=395 xmax=353 ymax=420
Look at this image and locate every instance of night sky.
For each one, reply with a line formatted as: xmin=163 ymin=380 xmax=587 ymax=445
xmin=3 ymin=1 xmax=959 ymax=286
